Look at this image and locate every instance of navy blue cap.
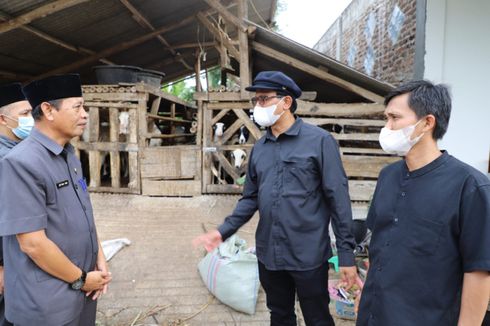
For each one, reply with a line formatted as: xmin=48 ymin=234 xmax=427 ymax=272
xmin=23 ymin=74 xmax=82 ymax=109
xmin=0 ymin=83 xmax=27 ymax=108
xmin=245 ymin=71 xmax=302 ymax=99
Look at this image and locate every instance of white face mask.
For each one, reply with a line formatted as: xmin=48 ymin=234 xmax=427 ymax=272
xmin=253 ymin=98 xmax=284 ymax=127
xmin=379 ymin=120 xmax=424 ymax=156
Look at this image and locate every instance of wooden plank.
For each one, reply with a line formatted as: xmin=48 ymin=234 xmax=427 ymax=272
xmin=237 ymin=0 xmax=250 ymax=99
xmin=207 ymin=102 xmax=251 ymax=109
xmin=213 ymin=152 xmax=240 ymax=180
xmin=298 ymin=91 xmax=317 ymax=101
xmin=296 ymin=101 xmax=385 ymax=117
xmin=88 ymin=151 xmax=101 ymax=188
xmin=211 ymin=109 xmax=231 ymax=125
xmin=203 ymin=0 xmax=248 ymax=32
xmin=109 ymin=108 xmax=121 ymax=188
xmin=349 ymin=180 xmax=376 ymax=201
xmin=202 ymin=104 xmax=213 ymax=191
xmin=219 ymin=119 xmax=242 ymax=145
xmin=141 ymin=179 xmax=201 ymax=196
xmin=205 ymin=184 xmax=243 ymax=194
xmin=135 ymin=84 xmax=196 ymax=108
xmin=302 ymin=117 xmax=385 ymax=127
xmin=232 ymin=108 xmax=262 ymax=141
xmin=84 ymin=101 xmax=139 ymax=109
xmin=141 ymin=147 xmax=181 ymax=178
xmin=147 ymin=113 xmax=192 ymax=124
xmin=252 ymin=42 xmax=384 ymax=103
xmin=332 ymin=133 xmax=379 ymax=141
xmin=194 ymin=91 xmax=250 ymax=102
xmin=342 ymin=155 xmax=400 ymax=178
xmin=88 ymin=107 xmax=99 ymax=142
xmin=129 ymin=108 xmax=139 ymax=143
xmin=340 ymin=147 xmax=387 ymax=155
xmin=88 ymin=186 xmax=139 ymax=194
xmin=0 ymin=69 xmax=33 ymax=80
xmin=83 ymin=92 xmax=147 ymax=102
xmin=0 ymin=0 xmax=90 ymax=34
xmin=196 ymin=12 xmax=240 ymax=60
xmin=128 ymin=151 xmax=138 ymax=189
xmin=150 ymin=96 xmax=161 ymax=115
xmin=75 ymin=142 xmax=138 ymax=152
xmin=146 ymin=133 xmax=194 ymax=139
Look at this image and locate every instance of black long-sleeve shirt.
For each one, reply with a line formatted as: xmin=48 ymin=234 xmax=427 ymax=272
xmin=218 ymin=118 xmax=355 ymax=271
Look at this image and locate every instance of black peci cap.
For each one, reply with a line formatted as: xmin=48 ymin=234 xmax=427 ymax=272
xmin=0 ymin=82 xmax=27 ymax=108
xmin=23 ymin=74 xmax=82 ymax=108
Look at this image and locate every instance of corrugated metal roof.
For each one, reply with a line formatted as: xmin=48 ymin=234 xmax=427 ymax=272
xmin=0 ymin=0 xmax=391 ymax=103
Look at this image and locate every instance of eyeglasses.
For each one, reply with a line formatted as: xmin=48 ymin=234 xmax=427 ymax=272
xmin=250 ymin=95 xmax=283 ymax=106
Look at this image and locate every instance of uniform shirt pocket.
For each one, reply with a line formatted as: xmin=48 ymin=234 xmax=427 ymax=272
xmin=407 ymin=216 xmax=444 ymax=255
xmin=282 ymin=158 xmax=318 ymax=198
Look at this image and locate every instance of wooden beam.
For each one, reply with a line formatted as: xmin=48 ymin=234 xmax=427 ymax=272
xmin=237 ymin=0 xmax=250 ymax=99
xmin=119 ymin=0 xmax=193 ymax=71
xmin=146 ymin=113 xmax=193 ymax=124
xmin=302 ymin=117 xmax=386 ymax=127
xmin=0 ymin=69 xmax=33 ymax=80
xmin=0 ymin=10 xmax=113 ymax=65
xmin=203 ymin=0 xmax=248 ymax=32
xmin=296 ymin=101 xmax=385 ymax=117
xmin=196 ymin=12 xmax=240 ymax=60
xmin=172 ymin=41 xmax=216 ymax=49
xmin=0 ymin=0 xmax=91 ymax=34
xmin=32 ymin=14 xmax=196 ymax=80
xmin=251 ymin=41 xmax=384 ymax=103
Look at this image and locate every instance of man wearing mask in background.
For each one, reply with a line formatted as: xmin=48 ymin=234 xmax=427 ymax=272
xmin=193 ymin=71 xmax=357 ymax=326
xmin=0 ymin=74 xmax=111 ymax=326
xmin=0 ymin=82 xmax=33 ymax=326
xmin=356 ymin=80 xmax=490 ymax=325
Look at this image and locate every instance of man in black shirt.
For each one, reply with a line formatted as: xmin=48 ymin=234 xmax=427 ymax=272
xmin=194 ymin=71 xmax=357 ymax=325
xmin=356 ymin=80 xmax=490 ymax=325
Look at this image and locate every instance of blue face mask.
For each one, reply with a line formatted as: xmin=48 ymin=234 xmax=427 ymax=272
xmin=5 ymin=116 xmax=34 ymax=140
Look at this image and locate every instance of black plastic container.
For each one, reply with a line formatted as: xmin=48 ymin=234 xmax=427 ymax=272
xmin=93 ymin=65 xmax=141 ymax=84
xmin=137 ymin=69 xmax=166 ymax=87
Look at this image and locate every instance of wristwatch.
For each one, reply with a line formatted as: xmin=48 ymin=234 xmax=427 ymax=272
xmin=70 ymin=270 xmax=87 ymax=290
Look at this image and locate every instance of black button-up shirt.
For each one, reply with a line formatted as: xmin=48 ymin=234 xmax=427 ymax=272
xmin=218 ymin=118 xmax=355 ymax=271
xmin=357 ymin=151 xmax=490 ymax=325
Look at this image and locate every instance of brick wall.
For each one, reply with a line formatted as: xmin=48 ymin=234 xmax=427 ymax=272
xmin=314 ymin=0 xmax=417 ymax=86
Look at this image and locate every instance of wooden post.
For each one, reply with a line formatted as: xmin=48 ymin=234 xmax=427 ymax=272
xmin=237 ymin=0 xmax=251 ymax=99
xmin=202 ymin=103 xmax=213 ymax=193
xmin=170 ymin=102 xmax=176 ymax=134
xmin=129 ymin=105 xmax=141 ymax=191
xmin=88 ymin=107 xmax=101 ymax=188
xmin=109 ymin=108 xmax=121 ymax=189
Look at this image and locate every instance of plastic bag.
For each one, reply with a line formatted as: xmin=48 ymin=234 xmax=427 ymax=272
xmin=198 ymin=235 xmax=260 ymax=314
xmin=102 ymin=238 xmax=131 ymax=261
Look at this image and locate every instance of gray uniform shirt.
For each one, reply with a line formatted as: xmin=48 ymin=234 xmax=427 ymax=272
xmin=0 ymin=128 xmax=98 ymax=325
xmin=0 ymin=135 xmax=18 ymax=266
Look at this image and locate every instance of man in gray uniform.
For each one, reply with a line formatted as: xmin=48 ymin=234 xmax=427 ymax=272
xmin=0 ymin=83 xmax=33 ymax=326
xmin=0 ymin=74 xmax=112 ymax=326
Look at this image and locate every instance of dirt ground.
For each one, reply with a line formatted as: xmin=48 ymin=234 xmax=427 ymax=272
xmin=92 ymin=193 xmax=355 ymax=326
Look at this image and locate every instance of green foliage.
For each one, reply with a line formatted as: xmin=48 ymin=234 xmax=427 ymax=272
xmin=162 ymin=79 xmax=195 ymax=103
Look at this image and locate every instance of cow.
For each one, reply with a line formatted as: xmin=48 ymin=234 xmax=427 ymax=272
xmin=230 ymin=149 xmax=247 ymax=169
xmin=238 ymin=125 xmax=249 ymax=144
xmin=213 ymin=122 xmax=225 ymax=143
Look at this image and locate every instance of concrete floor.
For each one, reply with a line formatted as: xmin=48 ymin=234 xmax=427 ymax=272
xmin=92 ymin=193 xmax=356 ymax=326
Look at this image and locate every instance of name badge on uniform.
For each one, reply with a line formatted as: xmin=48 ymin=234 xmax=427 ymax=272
xmin=78 ymin=178 xmax=88 ymax=193
xmin=56 ymin=180 xmax=69 ymax=189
